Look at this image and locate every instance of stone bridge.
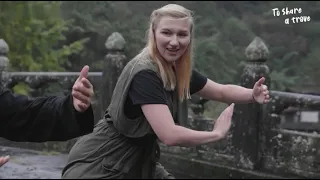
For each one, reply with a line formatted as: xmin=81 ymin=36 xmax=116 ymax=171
xmin=0 ymin=33 xmax=319 ymax=179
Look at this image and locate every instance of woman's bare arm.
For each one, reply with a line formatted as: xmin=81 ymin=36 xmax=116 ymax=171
xmin=195 ymin=79 xmax=255 ymax=104
xmin=142 ymin=104 xmax=233 ymax=147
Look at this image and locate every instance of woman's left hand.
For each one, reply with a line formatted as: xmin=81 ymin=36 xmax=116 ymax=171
xmin=252 ymin=77 xmax=270 ymax=104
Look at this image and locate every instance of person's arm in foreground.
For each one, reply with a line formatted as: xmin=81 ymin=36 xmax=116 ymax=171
xmin=0 ymin=65 xmax=95 ymax=142
xmin=0 ymin=156 xmax=9 ymax=167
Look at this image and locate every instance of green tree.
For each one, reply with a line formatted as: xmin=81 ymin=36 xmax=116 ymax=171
xmin=0 ymin=1 xmax=86 ymax=72
xmin=0 ymin=1 xmax=87 ymax=95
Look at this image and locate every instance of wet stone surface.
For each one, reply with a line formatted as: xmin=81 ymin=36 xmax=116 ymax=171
xmin=0 ymin=146 xmax=67 ymax=179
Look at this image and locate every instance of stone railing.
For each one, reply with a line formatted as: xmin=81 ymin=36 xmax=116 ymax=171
xmin=159 ymin=37 xmax=320 ymax=179
xmin=1 ymin=32 xmax=319 ymax=178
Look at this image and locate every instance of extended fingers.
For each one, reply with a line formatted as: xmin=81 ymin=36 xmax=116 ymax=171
xmin=263 ymin=85 xmax=270 ymax=103
xmin=0 ymin=156 xmax=9 ymax=167
xmin=227 ymin=103 xmax=235 ymax=117
xmin=73 ymin=78 xmax=94 ymax=103
xmin=72 ymin=90 xmax=91 ymax=106
xmin=78 ymin=102 xmax=89 ymax=112
xmin=219 ymin=104 xmax=234 ymax=121
xmin=256 ymin=83 xmax=270 ymax=104
xmin=257 ymin=77 xmax=265 ymax=86
xmin=81 ymin=78 xmax=93 ymax=89
xmin=73 ymin=79 xmax=93 ymax=97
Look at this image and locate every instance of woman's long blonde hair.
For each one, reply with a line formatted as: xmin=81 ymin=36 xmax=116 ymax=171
xmin=142 ymin=4 xmax=194 ymax=101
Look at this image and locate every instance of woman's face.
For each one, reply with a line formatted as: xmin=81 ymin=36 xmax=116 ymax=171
xmin=154 ymin=16 xmax=191 ymax=63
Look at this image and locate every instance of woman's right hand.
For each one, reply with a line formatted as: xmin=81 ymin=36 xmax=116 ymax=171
xmin=212 ymin=103 xmax=235 ymax=139
xmin=0 ymin=156 xmax=9 ymax=167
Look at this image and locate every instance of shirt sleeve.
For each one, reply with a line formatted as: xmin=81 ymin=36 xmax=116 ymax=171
xmin=128 ymin=69 xmax=208 ymax=106
xmin=0 ymin=88 xmax=94 ymax=142
xmin=128 ymin=70 xmax=167 ymax=105
xmin=190 ymin=70 xmax=208 ymax=95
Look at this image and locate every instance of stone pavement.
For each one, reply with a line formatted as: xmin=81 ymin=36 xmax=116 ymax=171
xmin=0 ymin=146 xmax=67 ymax=179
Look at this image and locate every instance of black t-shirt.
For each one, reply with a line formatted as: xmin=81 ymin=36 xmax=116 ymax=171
xmin=124 ymin=70 xmax=208 ymax=119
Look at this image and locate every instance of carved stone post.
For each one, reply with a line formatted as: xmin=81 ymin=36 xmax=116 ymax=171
xmin=231 ymin=37 xmax=271 ymax=170
xmin=100 ymin=32 xmax=126 ymax=116
xmin=0 ymin=39 xmax=10 ymax=87
xmin=176 ymin=99 xmax=189 ymax=128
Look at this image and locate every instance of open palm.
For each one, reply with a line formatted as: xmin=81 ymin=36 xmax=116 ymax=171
xmin=252 ymin=77 xmax=270 ymax=104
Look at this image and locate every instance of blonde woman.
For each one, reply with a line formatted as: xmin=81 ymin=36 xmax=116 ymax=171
xmin=62 ymin=4 xmax=269 ymax=179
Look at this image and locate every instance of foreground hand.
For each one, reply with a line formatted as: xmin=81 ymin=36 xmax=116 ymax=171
xmin=212 ymin=103 xmax=235 ymax=139
xmin=252 ymin=77 xmax=270 ymax=104
xmin=0 ymin=156 xmax=9 ymax=167
xmin=72 ymin=65 xmax=94 ymax=112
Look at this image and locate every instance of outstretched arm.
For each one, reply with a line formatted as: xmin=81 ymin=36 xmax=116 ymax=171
xmin=143 ymin=104 xmax=221 ymax=146
xmin=0 ymin=90 xmax=94 ymax=142
xmin=195 ymin=77 xmax=270 ymax=104
xmin=129 ymin=70 xmax=233 ymax=147
xmin=0 ymin=65 xmax=95 ymax=142
xmin=142 ymin=103 xmax=234 ymax=147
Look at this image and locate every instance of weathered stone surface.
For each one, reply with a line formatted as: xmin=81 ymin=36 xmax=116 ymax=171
xmin=105 ymin=32 xmax=126 ymax=51
xmin=0 ymin=39 xmax=10 ymax=86
xmin=100 ymin=34 xmax=127 ymax=115
xmin=0 ymin=56 xmax=9 ymax=72
xmin=232 ymin=39 xmax=271 ymax=170
xmin=0 ymin=39 xmax=9 ymax=54
xmin=245 ymin=37 xmax=269 ymax=61
xmin=6 ymin=72 xmax=102 ymax=90
xmin=262 ymin=128 xmax=320 ymax=178
xmin=159 ymin=152 xmax=290 ymax=179
xmin=269 ymin=91 xmax=320 ymax=114
xmin=0 ymin=145 xmax=67 ymax=179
